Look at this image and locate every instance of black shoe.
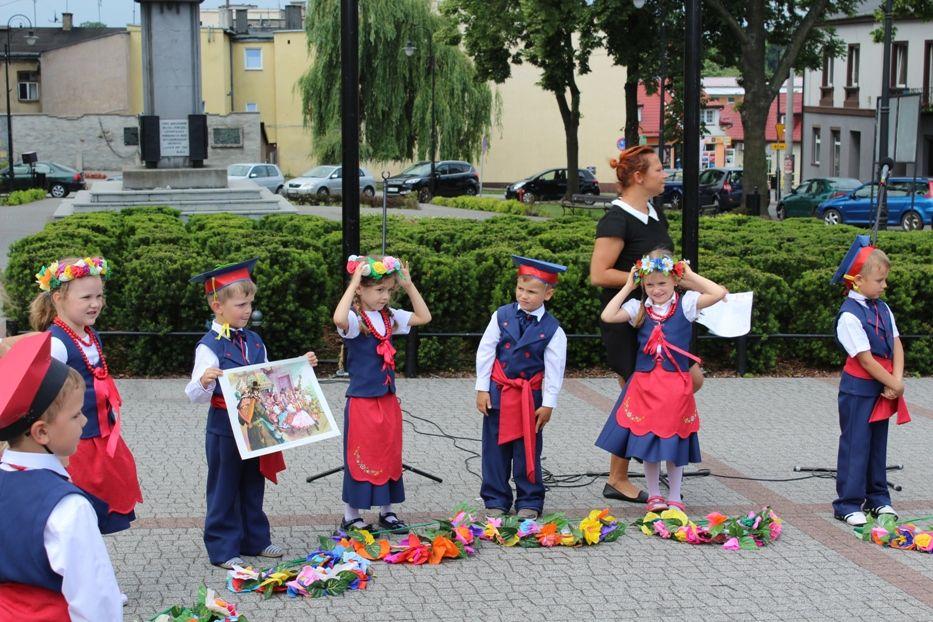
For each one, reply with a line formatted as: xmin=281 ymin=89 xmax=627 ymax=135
xmin=602 ymin=483 xmax=649 ymax=503
xmin=339 ymin=517 xmax=373 ymax=533
xmin=378 ymin=512 xmax=409 ymax=533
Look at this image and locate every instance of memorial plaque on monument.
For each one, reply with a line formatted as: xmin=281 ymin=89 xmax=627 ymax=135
xmin=160 ymin=119 xmax=190 ymax=157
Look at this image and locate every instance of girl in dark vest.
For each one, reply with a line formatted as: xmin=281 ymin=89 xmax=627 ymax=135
xmin=333 ymin=255 xmax=431 ymax=533
xmin=30 ymin=256 xmax=142 ymax=534
xmin=596 ymin=249 xmax=725 ymax=513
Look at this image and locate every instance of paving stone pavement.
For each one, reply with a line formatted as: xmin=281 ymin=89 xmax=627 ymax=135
xmin=109 ymin=375 xmax=933 ymax=621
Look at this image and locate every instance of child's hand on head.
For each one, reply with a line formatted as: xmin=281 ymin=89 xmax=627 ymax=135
xmin=304 ymin=351 xmax=318 ymax=367
xmin=200 ymin=367 xmax=224 ymax=389
xmin=624 ymin=266 xmax=637 ymax=289
xmin=399 ymin=261 xmax=413 ymax=288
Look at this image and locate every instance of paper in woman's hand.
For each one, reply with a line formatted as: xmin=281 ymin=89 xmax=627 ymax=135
xmin=696 ymin=291 xmax=753 ymax=337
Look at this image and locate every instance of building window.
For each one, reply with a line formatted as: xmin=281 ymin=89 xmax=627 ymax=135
xmin=891 ymin=42 xmax=908 ymax=88
xmin=831 ymin=129 xmax=841 ymax=176
xmin=846 ymin=45 xmax=859 ymax=87
xmin=701 ymin=108 xmax=717 ymax=125
xmin=245 ymin=102 xmax=258 ymax=112
xmin=821 ymin=53 xmax=834 ymax=87
xmin=811 ymin=128 xmax=821 ymax=165
xmin=637 ymin=105 xmax=643 ymax=122
xmin=244 ymin=47 xmax=263 ymax=70
xmin=924 ymin=40 xmax=933 ymax=107
xmin=17 ymin=71 xmax=39 ymax=101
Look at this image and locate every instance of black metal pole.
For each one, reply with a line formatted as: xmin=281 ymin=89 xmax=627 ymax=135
xmin=5 ymin=36 xmax=13 ymax=192
xmin=657 ymin=8 xmax=667 ymax=167
xmin=429 ymin=35 xmax=436 ymax=199
xmin=876 ymin=0 xmax=893 ymax=231
xmin=682 ymin=0 xmax=700 ymax=270
xmin=340 ymin=0 xmax=360 ymax=260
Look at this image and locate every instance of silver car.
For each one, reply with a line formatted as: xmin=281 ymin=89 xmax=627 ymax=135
xmin=227 ymin=163 xmax=285 ymax=193
xmin=284 ymin=165 xmax=377 ymax=198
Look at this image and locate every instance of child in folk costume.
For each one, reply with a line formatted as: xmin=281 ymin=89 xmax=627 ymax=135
xmin=475 ymin=256 xmax=567 ymax=520
xmin=831 ymin=235 xmax=909 ymax=527
xmin=186 ymin=259 xmax=318 ymax=568
xmin=596 ymin=250 xmax=726 ymax=513
xmin=30 ymin=257 xmax=142 ymax=534
xmin=0 ymin=333 xmax=122 ymax=622
xmin=333 ymin=255 xmax=431 ymax=533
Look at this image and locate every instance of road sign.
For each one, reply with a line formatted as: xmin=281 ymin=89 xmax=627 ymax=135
xmin=775 ymin=123 xmax=785 ymax=142
xmin=770 ymin=142 xmax=786 ymax=151
xmin=616 ymin=137 xmax=626 ymax=151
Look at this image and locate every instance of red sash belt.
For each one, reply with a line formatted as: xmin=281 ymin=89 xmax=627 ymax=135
xmin=843 ymin=355 xmax=911 ymax=425
xmin=211 ymin=395 xmax=286 ymax=483
xmin=0 ymin=583 xmax=70 ymax=622
xmin=93 ymin=369 xmax=122 ymax=458
xmin=491 ymin=360 xmax=542 ymax=484
xmin=643 ymin=323 xmax=702 ymax=382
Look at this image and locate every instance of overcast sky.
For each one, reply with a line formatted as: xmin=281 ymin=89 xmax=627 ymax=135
xmin=0 ymin=0 xmax=291 ymax=29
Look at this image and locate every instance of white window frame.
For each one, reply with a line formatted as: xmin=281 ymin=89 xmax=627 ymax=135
xmin=847 ymin=44 xmax=860 ymax=87
xmin=892 ymin=42 xmax=908 ymax=88
xmin=811 ymin=128 xmax=821 ymax=165
xmin=822 ymin=53 xmax=834 ymax=87
xmin=700 ymin=108 xmax=717 ymax=125
xmin=245 ymin=102 xmax=258 ymax=112
xmin=244 ymin=47 xmax=263 ymax=71
xmin=18 ymin=81 xmax=39 ymax=101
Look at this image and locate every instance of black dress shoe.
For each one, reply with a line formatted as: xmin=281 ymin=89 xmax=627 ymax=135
xmin=378 ymin=512 xmax=409 ymax=533
xmin=602 ymin=483 xmax=649 ymax=503
xmin=339 ymin=517 xmax=373 ymax=533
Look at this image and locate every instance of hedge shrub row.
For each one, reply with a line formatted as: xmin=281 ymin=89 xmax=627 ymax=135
xmin=432 ymin=196 xmax=538 ymax=216
xmin=3 ymin=207 xmax=931 ymax=376
xmin=3 ymin=188 xmax=47 ymax=206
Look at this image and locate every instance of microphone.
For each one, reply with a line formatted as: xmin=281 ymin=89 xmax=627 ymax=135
xmin=879 ymin=157 xmax=894 ymax=186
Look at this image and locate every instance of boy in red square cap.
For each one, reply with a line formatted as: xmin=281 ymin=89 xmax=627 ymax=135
xmin=0 ymin=333 xmax=121 ymax=621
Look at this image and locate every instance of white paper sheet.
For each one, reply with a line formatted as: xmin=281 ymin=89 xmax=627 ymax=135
xmin=696 ymin=291 xmax=753 ymax=338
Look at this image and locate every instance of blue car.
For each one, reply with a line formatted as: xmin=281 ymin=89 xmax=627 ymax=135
xmin=817 ymin=177 xmax=932 ymax=231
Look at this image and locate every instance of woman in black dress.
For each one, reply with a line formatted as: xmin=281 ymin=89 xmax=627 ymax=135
xmin=589 ymin=145 xmax=703 ymax=503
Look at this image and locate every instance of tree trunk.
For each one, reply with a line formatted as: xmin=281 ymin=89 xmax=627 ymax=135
xmin=555 ymin=74 xmax=581 ymax=199
xmin=738 ymin=95 xmax=771 ymax=215
xmin=624 ymin=75 xmax=639 ymax=150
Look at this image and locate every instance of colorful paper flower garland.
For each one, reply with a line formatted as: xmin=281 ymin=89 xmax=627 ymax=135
xmin=856 ymin=514 xmax=933 ymax=553
xmin=633 ymin=507 xmax=783 ymax=550
xmin=149 ymin=585 xmax=245 ymax=622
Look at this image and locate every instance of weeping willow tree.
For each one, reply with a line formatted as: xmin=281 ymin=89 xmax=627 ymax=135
xmin=299 ymin=0 xmax=495 ymax=164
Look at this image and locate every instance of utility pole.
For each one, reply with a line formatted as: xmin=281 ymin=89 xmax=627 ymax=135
xmin=783 ymin=68 xmax=795 ymax=193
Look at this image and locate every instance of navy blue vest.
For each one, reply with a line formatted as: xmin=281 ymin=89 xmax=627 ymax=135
xmin=489 ymin=303 xmax=560 ymax=410
xmin=0 ymin=469 xmax=96 ymax=592
xmin=49 ymin=324 xmax=113 ymax=439
xmin=836 ymin=297 xmax=894 ymax=397
xmin=344 ymin=311 xmax=398 ymax=398
xmin=633 ymin=295 xmax=695 ymax=373
xmin=198 ymin=328 xmax=267 ymax=436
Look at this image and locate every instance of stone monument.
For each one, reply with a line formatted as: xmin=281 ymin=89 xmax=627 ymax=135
xmin=55 ymin=0 xmax=293 ymax=217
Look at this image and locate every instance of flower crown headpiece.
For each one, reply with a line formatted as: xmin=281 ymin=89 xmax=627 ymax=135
xmin=35 ymin=257 xmax=109 ymax=292
xmin=346 ymin=255 xmax=403 ymax=280
xmin=633 ymin=255 xmax=688 ymax=284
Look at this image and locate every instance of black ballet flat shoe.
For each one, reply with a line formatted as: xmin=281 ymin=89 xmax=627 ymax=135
xmin=339 ymin=517 xmax=374 ymax=533
xmin=602 ymin=483 xmax=649 ymax=503
xmin=378 ymin=512 xmax=409 ymax=533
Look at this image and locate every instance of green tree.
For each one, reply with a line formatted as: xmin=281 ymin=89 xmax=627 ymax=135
xmin=442 ymin=0 xmax=600 ymax=198
xmin=79 ymin=21 xmax=107 ymax=28
xmin=299 ymin=0 xmax=494 ymax=169
xmin=705 ymin=0 xmax=857 ymax=208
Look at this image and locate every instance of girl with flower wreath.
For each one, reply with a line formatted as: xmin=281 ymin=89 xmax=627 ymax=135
xmin=595 ymin=249 xmax=726 ymax=513
xmin=29 ymin=256 xmax=143 ymax=534
xmin=332 ymin=255 xmax=431 ymax=533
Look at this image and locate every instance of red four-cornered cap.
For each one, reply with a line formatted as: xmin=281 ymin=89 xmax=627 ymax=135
xmin=0 ymin=332 xmax=70 ymax=441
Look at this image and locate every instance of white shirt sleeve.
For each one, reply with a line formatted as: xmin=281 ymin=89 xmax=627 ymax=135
xmin=888 ymin=308 xmax=899 ymax=338
xmin=541 ymin=327 xmax=567 ymax=409
xmin=337 ymin=311 xmax=361 ymax=340
xmin=390 ymin=308 xmax=414 ymax=336
xmin=474 ymin=313 xmax=500 ymax=392
xmin=185 ymin=344 xmax=220 ymax=403
xmin=836 ymin=312 xmax=871 ymax=357
xmin=681 ymin=290 xmax=702 ymax=322
xmin=45 ymin=494 xmax=122 ymax=622
xmin=50 ymin=336 xmax=68 ymax=363
xmin=622 ymin=299 xmax=642 ymax=326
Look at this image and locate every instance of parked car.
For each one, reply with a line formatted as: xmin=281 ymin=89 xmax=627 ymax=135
xmin=817 ymin=177 xmax=933 ymax=231
xmin=776 ymin=177 xmax=863 ymax=220
xmin=504 ymin=167 xmax=600 ymax=203
xmin=0 ymin=161 xmax=85 ymax=198
xmin=697 ymin=167 xmax=743 ymax=212
xmin=227 ymin=163 xmax=285 ymax=193
xmin=283 ymin=165 xmax=376 ymax=198
xmin=384 ymin=160 xmax=479 ymax=203
xmin=659 ymin=168 xmax=683 ymax=208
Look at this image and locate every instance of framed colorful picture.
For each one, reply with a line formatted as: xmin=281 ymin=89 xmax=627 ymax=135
xmin=217 ymin=356 xmax=340 ymax=460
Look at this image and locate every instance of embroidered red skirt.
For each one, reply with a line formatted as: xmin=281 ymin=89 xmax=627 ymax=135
xmin=615 ymin=367 xmax=700 ymax=439
xmin=67 ymin=435 xmax=142 ymax=515
xmin=345 ymin=394 xmax=403 ymax=486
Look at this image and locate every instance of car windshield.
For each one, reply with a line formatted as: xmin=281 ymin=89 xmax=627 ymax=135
xmin=227 ymin=165 xmax=251 ymax=176
xmin=400 ymin=162 xmax=432 ymax=177
xmin=301 ymin=166 xmax=335 ymax=178
xmin=698 ymin=169 xmax=725 ymax=185
xmin=832 ymin=179 xmax=862 ymax=190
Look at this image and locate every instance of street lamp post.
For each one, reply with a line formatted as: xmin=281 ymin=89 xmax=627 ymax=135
xmin=3 ymin=15 xmax=37 ymax=193
xmin=404 ymin=34 xmax=437 ymax=199
xmin=876 ymin=0 xmax=893 ymax=231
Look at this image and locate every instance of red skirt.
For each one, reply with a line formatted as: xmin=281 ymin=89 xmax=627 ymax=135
xmin=345 ymin=394 xmax=403 ymax=486
xmin=67 ymin=435 xmax=142 ymax=515
xmin=615 ymin=367 xmax=699 ymax=439
xmin=0 ymin=583 xmax=70 ymax=622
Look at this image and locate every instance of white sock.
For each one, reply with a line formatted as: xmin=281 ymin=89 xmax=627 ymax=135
xmin=666 ymin=461 xmax=684 ymax=502
xmin=644 ymin=462 xmax=662 ymax=498
xmin=380 ymin=504 xmax=397 ymax=522
xmin=344 ymin=504 xmax=361 ymax=522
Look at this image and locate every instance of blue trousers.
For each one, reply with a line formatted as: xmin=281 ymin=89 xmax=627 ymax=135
xmin=204 ymin=432 xmax=271 ymax=564
xmin=833 ymin=392 xmax=891 ymax=516
xmin=480 ymin=409 xmax=544 ymax=513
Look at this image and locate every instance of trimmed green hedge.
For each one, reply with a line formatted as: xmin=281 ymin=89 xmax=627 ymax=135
xmin=3 ymin=207 xmax=931 ymax=375
xmin=433 ymin=195 xmax=537 ymax=216
xmin=3 ymin=188 xmax=47 ymax=205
